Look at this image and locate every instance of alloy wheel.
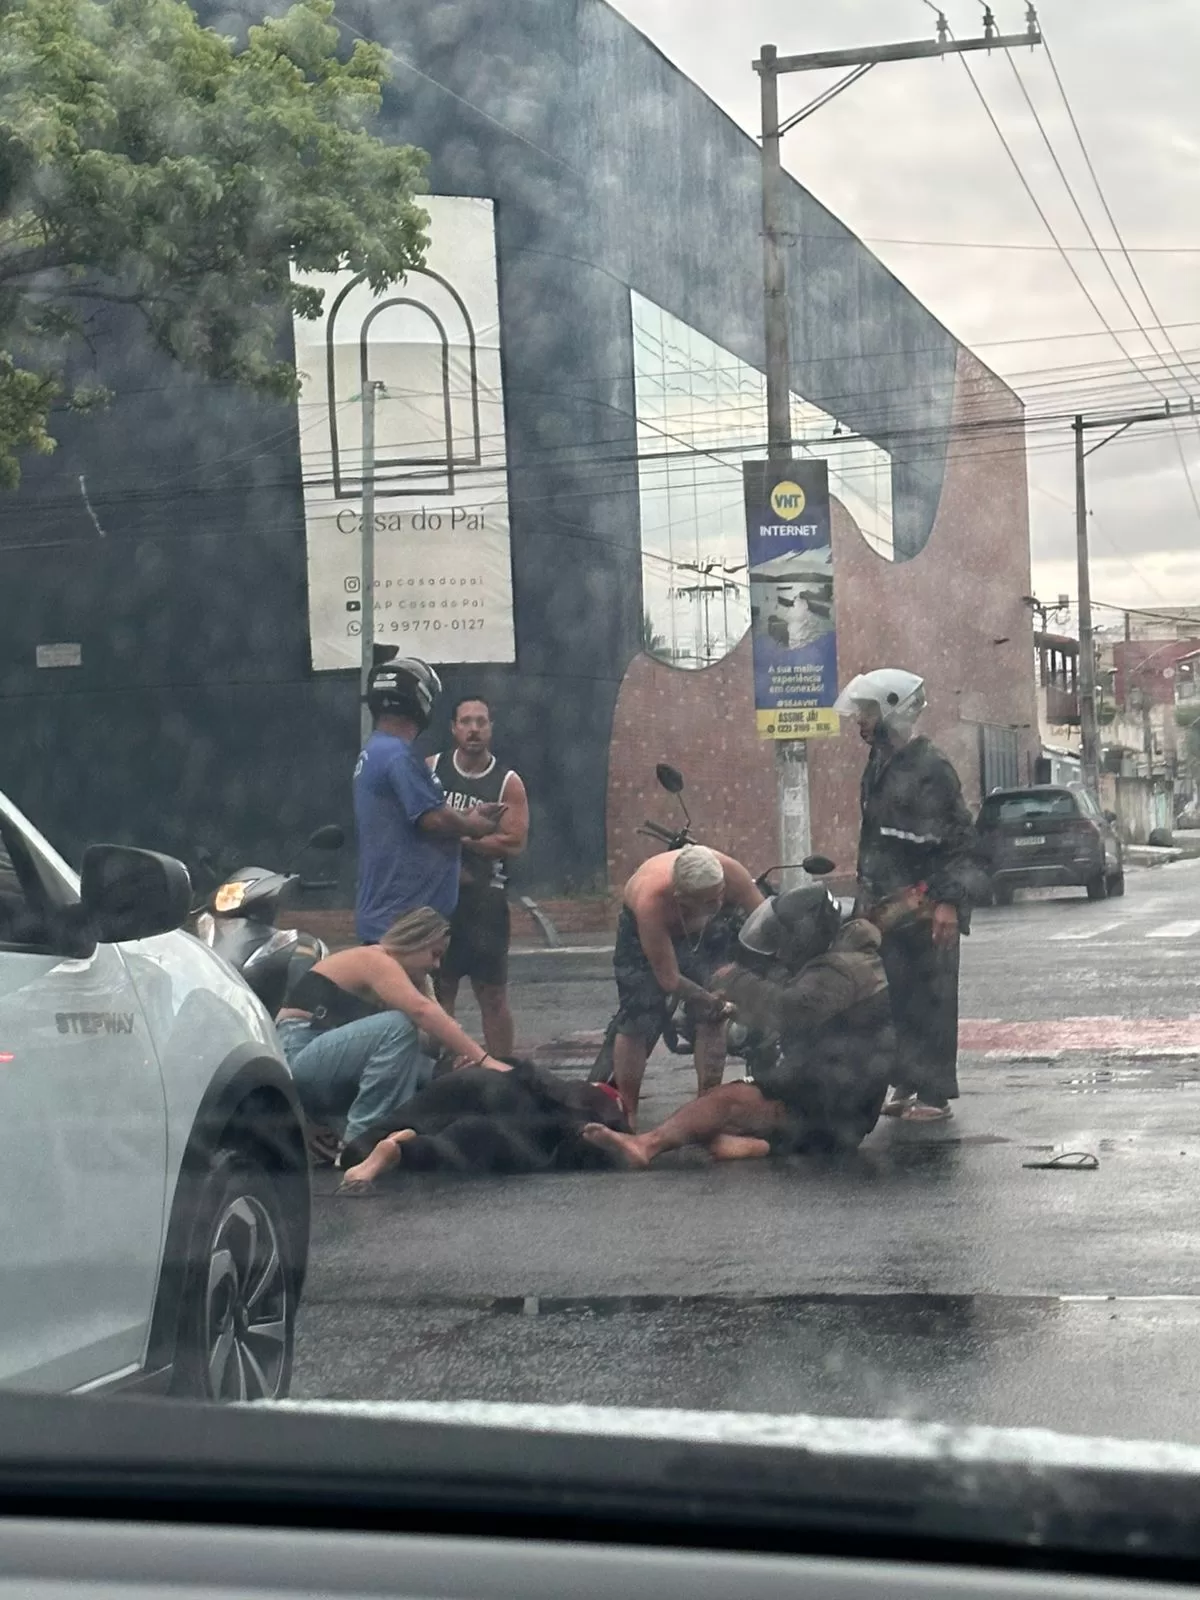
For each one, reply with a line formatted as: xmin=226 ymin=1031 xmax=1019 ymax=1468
xmin=203 ymin=1192 xmax=290 ymax=1400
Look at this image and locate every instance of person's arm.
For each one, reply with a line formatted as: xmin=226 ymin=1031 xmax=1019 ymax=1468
xmin=387 ymin=749 xmax=504 ymax=842
xmin=921 ymin=756 xmax=981 ymax=943
xmin=418 ymin=803 xmax=505 ymax=841
xmin=463 ymin=772 xmax=530 ymax=861
xmin=637 ymin=906 xmax=727 ymax=1018
xmin=355 ymin=948 xmax=493 ymax=1064
xmin=715 ymin=960 xmax=856 ymax=1038
xmin=715 ymin=852 xmax=765 ymax=914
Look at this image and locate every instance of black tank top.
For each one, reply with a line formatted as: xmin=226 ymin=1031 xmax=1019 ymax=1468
xmin=283 ymin=970 xmax=378 ymax=1033
xmin=432 ymin=751 xmax=515 ymax=888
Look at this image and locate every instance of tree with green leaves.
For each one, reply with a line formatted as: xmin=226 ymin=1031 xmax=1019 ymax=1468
xmin=0 ymin=0 xmax=429 ymax=487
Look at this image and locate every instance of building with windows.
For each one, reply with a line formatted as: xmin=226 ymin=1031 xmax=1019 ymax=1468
xmin=0 ymin=0 xmax=1039 ymax=898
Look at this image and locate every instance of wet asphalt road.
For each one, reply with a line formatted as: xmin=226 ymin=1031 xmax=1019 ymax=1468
xmin=293 ymin=861 xmax=1200 ymax=1442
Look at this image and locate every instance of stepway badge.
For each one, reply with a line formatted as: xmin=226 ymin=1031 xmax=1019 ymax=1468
xmin=743 ymin=460 xmax=837 ymax=740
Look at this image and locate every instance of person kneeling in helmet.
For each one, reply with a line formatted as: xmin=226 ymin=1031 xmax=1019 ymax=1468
xmin=582 ymin=886 xmax=904 ymax=1169
xmin=833 ymin=667 xmax=980 ymax=1124
xmin=610 ymin=844 xmax=765 ymax=1127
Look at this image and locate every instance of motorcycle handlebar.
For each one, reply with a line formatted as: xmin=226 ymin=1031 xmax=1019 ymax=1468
xmin=639 ymin=819 xmax=689 ymax=846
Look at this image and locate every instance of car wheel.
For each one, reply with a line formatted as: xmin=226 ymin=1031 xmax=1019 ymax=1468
xmin=1086 ymin=871 xmax=1108 ymax=901
xmin=169 ymin=1147 xmax=297 ymax=1402
xmin=1107 ymin=870 xmax=1126 ymax=898
xmin=992 ymin=882 xmax=1014 ymax=907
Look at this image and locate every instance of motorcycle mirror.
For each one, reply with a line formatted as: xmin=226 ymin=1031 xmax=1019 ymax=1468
xmin=655 ymin=763 xmax=685 ymax=795
xmin=802 ymin=854 xmax=836 ymax=877
xmin=308 ymin=824 xmax=345 ymax=851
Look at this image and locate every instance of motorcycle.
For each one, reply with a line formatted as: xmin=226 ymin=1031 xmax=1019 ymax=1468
xmin=589 ymin=764 xmax=835 ymax=1082
xmin=189 ymin=824 xmax=345 ymax=1013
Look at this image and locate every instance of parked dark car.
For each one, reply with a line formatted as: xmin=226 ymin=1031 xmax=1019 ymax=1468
xmin=976 ymin=785 xmax=1124 ymax=906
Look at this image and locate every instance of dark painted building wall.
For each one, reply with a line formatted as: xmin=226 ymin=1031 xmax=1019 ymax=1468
xmin=0 ymin=0 xmax=989 ymax=897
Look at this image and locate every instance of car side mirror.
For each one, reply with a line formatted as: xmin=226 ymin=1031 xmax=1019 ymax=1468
xmin=308 ymin=824 xmax=345 ymax=851
xmin=80 ymin=845 xmax=193 ymax=944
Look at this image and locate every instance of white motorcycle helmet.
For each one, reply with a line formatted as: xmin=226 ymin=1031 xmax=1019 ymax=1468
xmin=833 ymin=668 xmax=927 ymax=739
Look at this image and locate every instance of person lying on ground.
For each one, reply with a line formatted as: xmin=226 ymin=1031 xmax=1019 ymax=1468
xmin=336 ymin=1057 xmax=631 ymax=1194
xmin=582 ymin=888 xmax=919 ymax=1171
xmin=611 ymin=843 xmax=764 ymax=1127
xmin=275 ymin=906 xmax=500 ymax=1162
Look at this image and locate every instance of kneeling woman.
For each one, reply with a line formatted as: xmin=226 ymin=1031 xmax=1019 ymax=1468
xmin=275 ymin=906 xmax=497 ymax=1160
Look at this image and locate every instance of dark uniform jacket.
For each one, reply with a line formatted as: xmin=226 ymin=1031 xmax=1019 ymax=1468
xmin=857 ymin=735 xmax=980 ymax=926
xmin=719 ymin=921 xmax=896 ymax=1150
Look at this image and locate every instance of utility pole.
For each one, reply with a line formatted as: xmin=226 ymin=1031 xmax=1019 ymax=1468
xmin=759 ymin=44 xmax=790 ymax=465
xmin=752 ymin=11 xmax=1041 ymax=877
xmin=1074 ymin=398 xmax=1200 ymax=797
xmin=359 ymin=379 xmax=384 ymax=745
xmin=753 ymin=13 xmax=1042 ymax=464
xmin=1074 ymin=415 xmax=1100 ymax=799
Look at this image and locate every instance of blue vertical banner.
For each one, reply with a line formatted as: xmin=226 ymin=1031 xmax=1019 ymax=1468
xmin=743 ymin=459 xmax=838 ymax=739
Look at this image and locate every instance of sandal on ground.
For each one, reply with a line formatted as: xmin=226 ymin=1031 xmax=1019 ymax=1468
xmin=306 ymin=1127 xmax=342 ymax=1167
xmin=900 ymin=1101 xmax=953 ymax=1123
xmin=881 ymin=1093 xmax=917 ymax=1118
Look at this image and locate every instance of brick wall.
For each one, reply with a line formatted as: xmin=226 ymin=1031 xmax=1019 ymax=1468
xmin=607 ymin=350 xmax=1040 ymax=886
xmin=606 ymin=633 xmax=780 ymax=889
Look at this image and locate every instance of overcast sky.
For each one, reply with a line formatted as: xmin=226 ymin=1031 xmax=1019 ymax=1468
xmin=611 ymin=0 xmax=1200 ymax=630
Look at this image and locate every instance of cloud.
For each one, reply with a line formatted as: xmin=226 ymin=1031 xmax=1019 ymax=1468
xmin=611 ymin=0 xmax=1200 ymax=608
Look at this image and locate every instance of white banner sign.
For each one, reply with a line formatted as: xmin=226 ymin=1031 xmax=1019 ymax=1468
xmin=293 ymin=196 xmax=514 ymax=670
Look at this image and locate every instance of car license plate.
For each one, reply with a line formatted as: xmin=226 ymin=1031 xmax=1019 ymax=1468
xmin=1014 ymin=836 xmax=1046 ymax=847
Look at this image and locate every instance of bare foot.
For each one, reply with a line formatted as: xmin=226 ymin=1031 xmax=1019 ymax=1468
xmin=581 ymin=1122 xmax=653 ymax=1171
xmin=338 ymin=1129 xmax=416 ymax=1194
xmin=709 ymin=1133 xmax=772 ymax=1162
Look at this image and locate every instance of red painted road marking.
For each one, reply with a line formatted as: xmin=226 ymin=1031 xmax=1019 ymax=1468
xmin=533 ymin=1021 xmax=1200 ymax=1065
xmin=961 ymin=1017 xmax=1200 ymax=1054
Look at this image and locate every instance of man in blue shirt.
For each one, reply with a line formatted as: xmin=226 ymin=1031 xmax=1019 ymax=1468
xmin=354 ymin=656 xmax=506 ymax=944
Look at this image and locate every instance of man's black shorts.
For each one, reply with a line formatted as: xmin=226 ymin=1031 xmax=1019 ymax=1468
xmin=443 ymin=882 xmax=511 ymax=987
xmin=612 ymin=905 xmax=708 ymax=1047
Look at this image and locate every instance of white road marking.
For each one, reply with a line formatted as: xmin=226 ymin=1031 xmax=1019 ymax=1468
xmin=1049 ymin=923 xmax=1122 ymax=942
xmin=1146 ymin=920 xmax=1200 ymax=939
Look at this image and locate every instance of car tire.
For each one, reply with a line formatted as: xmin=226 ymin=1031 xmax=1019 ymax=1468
xmin=992 ymin=882 xmax=1014 ymax=907
xmin=1086 ymin=871 xmax=1108 ymax=901
xmin=1107 ymin=870 xmax=1126 ymax=898
xmin=168 ymin=1146 xmax=298 ymax=1402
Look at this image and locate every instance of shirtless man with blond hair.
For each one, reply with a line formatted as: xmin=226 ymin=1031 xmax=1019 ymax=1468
xmin=611 ymin=844 xmax=764 ymax=1126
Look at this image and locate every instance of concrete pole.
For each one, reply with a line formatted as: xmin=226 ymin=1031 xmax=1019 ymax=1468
xmin=360 ymin=380 xmax=383 ymax=746
xmin=758 ymin=46 xmax=811 ymax=881
xmin=759 ymin=46 xmax=792 ymax=469
xmin=1074 ymin=415 xmax=1101 ymax=798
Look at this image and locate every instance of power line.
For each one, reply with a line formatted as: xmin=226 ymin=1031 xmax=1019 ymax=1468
xmin=1035 ymin=33 xmax=1200 ymax=523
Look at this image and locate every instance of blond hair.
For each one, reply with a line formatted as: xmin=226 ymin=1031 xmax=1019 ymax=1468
xmin=379 ymin=906 xmax=449 ymax=957
xmin=672 ymin=844 xmax=725 ymax=898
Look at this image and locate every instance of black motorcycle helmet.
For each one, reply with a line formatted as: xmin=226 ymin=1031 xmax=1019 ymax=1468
xmin=365 ymin=646 xmax=442 ymax=732
xmin=738 ymin=885 xmax=841 ymax=972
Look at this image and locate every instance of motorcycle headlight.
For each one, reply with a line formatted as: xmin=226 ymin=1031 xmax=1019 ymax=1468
xmin=193 ymin=912 xmax=216 ymax=947
xmin=214 ymin=880 xmax=248 ymax=913
xmin=244 ymin=927 xmax=300 ymax=971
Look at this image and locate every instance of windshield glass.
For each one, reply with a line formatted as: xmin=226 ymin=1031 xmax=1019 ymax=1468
xmin=980 ymin=792 xmax=1080 ymax=823
xmin=4 ymin=0 xmax=1200 ymax=1546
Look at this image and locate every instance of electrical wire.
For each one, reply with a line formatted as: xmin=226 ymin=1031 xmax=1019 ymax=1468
xmin=1002 ymin=40 xmax=1200 ymax=521
xmin=1035 ymin=33 xmax=1200 ymax=523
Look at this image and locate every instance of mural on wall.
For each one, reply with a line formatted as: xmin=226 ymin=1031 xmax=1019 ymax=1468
xmin=292 ymin=196 xmax=515 ymax=670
